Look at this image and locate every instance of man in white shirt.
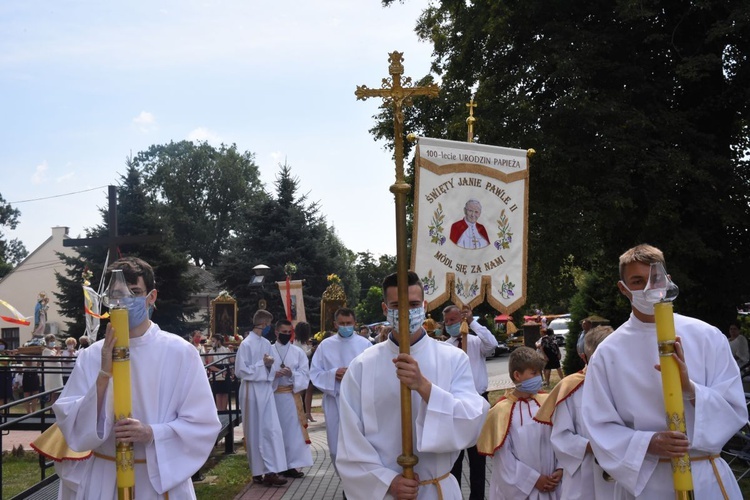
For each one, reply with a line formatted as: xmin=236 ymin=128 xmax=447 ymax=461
xmin=443 ymin=304 xmax=497 ymax=500
xmin=728 ymin=323 xmax=749 ymax=368
xmin=310 ymin=307 xmax=372 ymax=471
xmin=582 ymin=244 xmax=747 ymax=499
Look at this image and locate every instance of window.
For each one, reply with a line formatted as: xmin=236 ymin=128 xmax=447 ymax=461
xmin=1 ymin=328 xmax=20 ymax=350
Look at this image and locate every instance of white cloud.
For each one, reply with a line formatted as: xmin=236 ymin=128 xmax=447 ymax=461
xmin=187 ymin=127 xmax=221 ymax=144
xmin=56 ymin=171 xmax=75 ymax=183
xmin=132 ymin=111 xmax=156 ymax=133
xmin=31 ymin=161 xmax=48 ymax=184
xmin=269 ymin=151 xmax=285 ymax=164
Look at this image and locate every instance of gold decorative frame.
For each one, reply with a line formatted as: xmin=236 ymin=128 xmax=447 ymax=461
xmin=211 ymin=294 xmax=237 ymax=338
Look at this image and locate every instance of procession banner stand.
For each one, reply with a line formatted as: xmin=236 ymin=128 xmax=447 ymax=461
xmin=276 ymin=280 xmax=307 ymax=326
xmin=411 ymin=137 xmax=530 ymax=313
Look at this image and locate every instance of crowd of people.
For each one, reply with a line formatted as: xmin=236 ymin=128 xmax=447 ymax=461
xmin=0 ymin=243 xmax=744 ymax=499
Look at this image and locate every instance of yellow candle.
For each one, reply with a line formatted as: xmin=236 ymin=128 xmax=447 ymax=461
xmin=654 ymin=302 xmax=694 ymax=499
xmin=110 ymin=307 xmax=135 ymax=498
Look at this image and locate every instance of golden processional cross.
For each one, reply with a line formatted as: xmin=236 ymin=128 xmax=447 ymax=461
xmin=355 ymin=51 xmax=439 ymax=480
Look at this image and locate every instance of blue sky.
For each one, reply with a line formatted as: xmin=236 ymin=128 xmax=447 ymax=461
xmin=1 ymin=0 xmax=433 ymax=260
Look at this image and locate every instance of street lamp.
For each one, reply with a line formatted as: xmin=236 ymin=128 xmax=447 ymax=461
xmin=250 ymin=264 xmax=270 ymax=285
xmin=250 ymin=264 xmax=270 ymax=310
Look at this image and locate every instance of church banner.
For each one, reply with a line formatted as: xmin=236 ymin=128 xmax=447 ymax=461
xmin=276 ymin=280 xmax=307 ymax=326
xmin=411 ymin=137 xmax=529 ymax=313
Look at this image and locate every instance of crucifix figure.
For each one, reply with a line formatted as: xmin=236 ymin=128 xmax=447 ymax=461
xmin=355 ymin=51 xmax=439 ymax=480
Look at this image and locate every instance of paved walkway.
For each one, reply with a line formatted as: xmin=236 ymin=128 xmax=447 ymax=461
xmin=233 ymin=376 xmax=514 ymax=500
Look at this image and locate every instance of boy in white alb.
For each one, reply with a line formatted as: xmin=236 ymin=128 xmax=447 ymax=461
xmin=477 ymin=347 xmax=561 ymax=499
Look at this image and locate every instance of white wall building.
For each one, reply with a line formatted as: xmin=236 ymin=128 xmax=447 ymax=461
xmin=0 ymin=226 xmax=78 ymax=348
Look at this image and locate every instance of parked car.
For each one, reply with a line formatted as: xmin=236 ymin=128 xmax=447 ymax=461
xmin=548 ymin=317 xmax=571 ymax=346
xmin=506 ymin=335 xmax=524 ymax=351
xmin=494 ymin=341 xmax=510 ymax=356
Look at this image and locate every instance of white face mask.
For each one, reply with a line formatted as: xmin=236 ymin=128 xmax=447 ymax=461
xmin=386 ymin=306 xmax=426 ymax=335
xmin=620 ymin=282 xmax=655 ymax=316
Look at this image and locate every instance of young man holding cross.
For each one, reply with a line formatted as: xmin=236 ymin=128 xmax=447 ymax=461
xmin=336 ymin=271 xmax=489 ymax=499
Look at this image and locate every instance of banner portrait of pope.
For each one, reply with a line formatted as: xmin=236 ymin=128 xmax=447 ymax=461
xmin=449 ymin=199 xmax=491 ymax=249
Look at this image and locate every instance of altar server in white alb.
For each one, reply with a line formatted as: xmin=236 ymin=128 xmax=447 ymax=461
xmin=336 ymin=271 xmax=489 ymax=499
xmin=582 ymin=244 xmax=747 ymax=499
xmin=271 ymin=319 xmax=313 ymax=479
xmin=310 ymin=307 xmax=372 ymax=469
xmin=534 ymin=326 xmax=615 ymax=499
xmin=235 ymin=309 xmax=288 ymax=487
xmin=54 ymin=257 xmax=221 ymax=499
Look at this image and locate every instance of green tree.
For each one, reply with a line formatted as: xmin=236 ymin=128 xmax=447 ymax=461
xmin=134 ymin=141 xmax=267 ymax=268
xmin=354 ymin=251 xmax=397 ymax=302
xmin=0 ymin=193 xmax=28 ymax=278
xmin=379 ymin=0 xmax=750 ymax=328
xmin=355 ymin=286 xmax=387 ymax=325
xmin=218 ymin=163 xmax=358 ymax=331
xmin=55 ymin=161 xmax=199 ymax=339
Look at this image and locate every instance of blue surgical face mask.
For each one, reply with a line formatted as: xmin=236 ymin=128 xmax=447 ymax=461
xmin=515 ymin=374 xmax=543 ymax=394
xmin=338 ymin=325 xmax=355 ymax=338
xmin=445 ymin=322 xmax=461 ymax=337
xmin=386 ymin=307 xmax=426 ymax=334
xmin=261 ymin=325 xmax=273 ymax=337
xmin=124 ymin=291 xmax=153 ymax=329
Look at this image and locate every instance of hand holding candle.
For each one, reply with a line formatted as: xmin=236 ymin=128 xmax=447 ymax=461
xmin=645 ymin=263 xmax=694 ymax=499
xmin=104 ymin=270 xmax=135 ymax=500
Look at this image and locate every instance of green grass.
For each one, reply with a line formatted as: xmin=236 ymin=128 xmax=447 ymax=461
xmin=194 ymin=452 xmax=253 ymax=499
xmin=2 ymin=451 xmax=45 ymax=499
xmin=1 ymin=448 xmax=253 ymax=499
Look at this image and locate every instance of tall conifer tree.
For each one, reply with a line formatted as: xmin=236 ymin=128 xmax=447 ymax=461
xmin=56 ymin=161 xmax=198 ymax=339
xmin=219 ymin=163 xmax=358 ymax=331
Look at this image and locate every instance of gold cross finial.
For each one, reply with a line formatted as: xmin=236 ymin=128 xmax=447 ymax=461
xmin=466 ymin=98 xmax=477 ymax=143
xmin=355 ymin=51 xmax=439 ymax=183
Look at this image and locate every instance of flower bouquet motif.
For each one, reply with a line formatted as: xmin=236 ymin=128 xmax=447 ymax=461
xmin=422 ymin=270 xmax=437 ymax=296
xmin=494 ymin=209 xmax=513 ymax=250
xmin=284 ymin=262 xmax=298 ymax=276
xmin=323 ymin=274 xmax=346 ymax=301
xmin=82 ymin=268 xmax=94 ymax=286
xmin=455 ymin=278 xmax=479 ymax=299
xmin=428 ymin=203 xmax=446 ymax=245
xmin=499 ymin=275 xmax=515 ymax=299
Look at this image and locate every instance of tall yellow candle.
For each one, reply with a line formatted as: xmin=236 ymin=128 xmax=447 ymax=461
xmin=110 ymin=307 xmax=135 ymax=499
xmin=654 ymin=302 xmax=694 ymax=500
